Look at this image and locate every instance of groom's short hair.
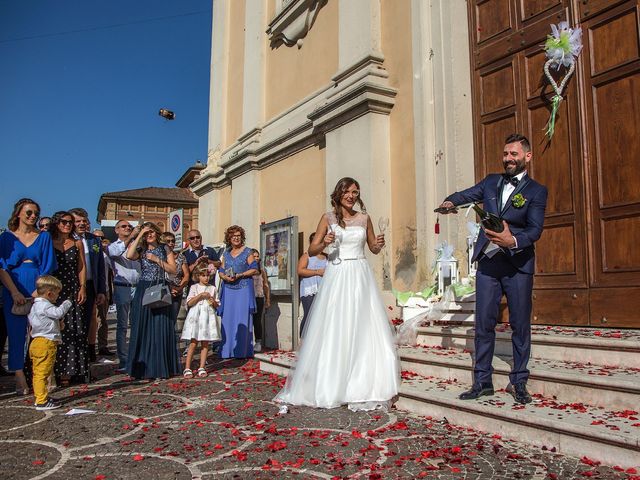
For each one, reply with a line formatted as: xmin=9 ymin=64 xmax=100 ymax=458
xmin=505 ymin=133 xmax=531 ymax=152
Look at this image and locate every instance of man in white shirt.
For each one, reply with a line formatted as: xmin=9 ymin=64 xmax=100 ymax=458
xmin=107 ymin=220 xmax=141 ymax=371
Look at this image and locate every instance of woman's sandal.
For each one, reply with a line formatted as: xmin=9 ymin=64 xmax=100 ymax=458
xmin=183 ymin=369 xmax=194 ymax=379
xmin=197 ymin=368 xmax=208 ymax=378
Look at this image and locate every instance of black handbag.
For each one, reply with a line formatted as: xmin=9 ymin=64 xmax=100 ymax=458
xmin=142 ymin=281 xmax=172 ymax=309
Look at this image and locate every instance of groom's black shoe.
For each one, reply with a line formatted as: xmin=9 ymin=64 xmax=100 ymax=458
xmin=507 ymin=382 xmax=532 ymax=404
xmin=459 ymin=383 xmax=494 ymax=400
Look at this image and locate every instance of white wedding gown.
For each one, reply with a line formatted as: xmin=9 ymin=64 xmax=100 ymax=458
xmin=275 ymin=212 xmax=400 ymax=411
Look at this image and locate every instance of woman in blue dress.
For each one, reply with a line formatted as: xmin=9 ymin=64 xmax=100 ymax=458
xmin=125 ymin=222 xmax=180 ymax=380
xmin=0 ymin=198 xmax=57 ymax=394
xmin=218 ymin=225 xmax=258 ymax=359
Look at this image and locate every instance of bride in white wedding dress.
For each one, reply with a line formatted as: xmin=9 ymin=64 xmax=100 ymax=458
xmin=275 ymin=177 xmax=400 ymax=412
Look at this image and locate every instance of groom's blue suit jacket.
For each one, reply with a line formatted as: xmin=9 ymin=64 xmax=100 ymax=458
xmin=445 ymin=173 xmax=548 ymax=275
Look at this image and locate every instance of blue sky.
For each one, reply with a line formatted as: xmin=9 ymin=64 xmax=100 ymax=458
xmin=0 ymin=0 xmax=212 ymax=227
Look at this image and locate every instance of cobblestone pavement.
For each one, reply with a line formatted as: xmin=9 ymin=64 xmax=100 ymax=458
xmin=1 ymin=356 xmax=638 ymax=480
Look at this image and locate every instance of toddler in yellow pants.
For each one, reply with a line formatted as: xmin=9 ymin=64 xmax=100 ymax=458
xmin=28 ymin=276 xmax=72 ymax=410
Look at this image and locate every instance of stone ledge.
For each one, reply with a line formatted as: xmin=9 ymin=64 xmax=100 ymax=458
xmin=191 ymin=55 xmax=396 ymax=193
xmin=256 ymin=351 xmax=640 ymax=469
xmin=417 ymin=325 xmax=640 ymax=369
xmin=398 ymin=346 xmax=640 ymax=411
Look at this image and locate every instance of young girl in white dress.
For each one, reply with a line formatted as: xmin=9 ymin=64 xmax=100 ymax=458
xmin=181 ymin=266 xmax=220 ymax=378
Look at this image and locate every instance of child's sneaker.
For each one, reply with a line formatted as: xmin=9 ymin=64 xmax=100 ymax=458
xmin=35 ymin=399 xmax=61 ymax=411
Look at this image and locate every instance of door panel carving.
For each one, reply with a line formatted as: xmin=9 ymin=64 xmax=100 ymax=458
xmin=520 ymin=0 xmax=562 ymax=21
xmin=590 ymin=287 xmax=640 ymax=327
xmin=536 ymin=225 xmax=576 ymax=274
xmin=601 ymin=215 xmax=640 ymax=271
xmin=480 ymin=63 xmax=516 ymax=114
xmin=476 ymin=0 xmax=513 ymax=44
xmin=593 ymin=73 xmax=640 ymax=207
xmin=531 ymin=289 xmax=589 ymax=325
xmin=578 ymin=0 xmax=629 ymax=20
xmin=589 ymin=9 xmax=640 ymax=75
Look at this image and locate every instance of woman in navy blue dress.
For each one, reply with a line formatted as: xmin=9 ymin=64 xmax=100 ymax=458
xmin=218 ymin=226 xmax=258 ymax=359
xmin=125 ymin=222 xmax=180 ymax=380
xmin=0 ymin=198 xmax=57 ymax=394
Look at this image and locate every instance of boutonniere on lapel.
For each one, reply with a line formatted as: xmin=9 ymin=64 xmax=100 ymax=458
xmin=92 ymin=243 xmax=100 ymax=253
xmin=512 ymin=193 xmax=527 ymax=209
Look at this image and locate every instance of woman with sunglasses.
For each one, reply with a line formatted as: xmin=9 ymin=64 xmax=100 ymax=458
xmin=49 ymin=211 xmax=88 ymax=385
xmin=0 ymin=198 xmax=57 ymax=395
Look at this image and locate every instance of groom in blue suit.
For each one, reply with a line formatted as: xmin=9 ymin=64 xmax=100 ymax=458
xmin=439 ymin=134 xmax=548 ymax=404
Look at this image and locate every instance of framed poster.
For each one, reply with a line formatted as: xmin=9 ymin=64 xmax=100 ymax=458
xmin=260 ymin=217 xmax=298 ymax=296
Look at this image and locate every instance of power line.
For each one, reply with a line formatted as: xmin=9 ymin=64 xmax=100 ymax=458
xmin=0 ymin=9 xmax=211 ymax=44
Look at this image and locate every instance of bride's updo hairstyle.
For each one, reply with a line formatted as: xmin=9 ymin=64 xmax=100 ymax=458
xmin=330 ymin=177 xmax=367 ymax=228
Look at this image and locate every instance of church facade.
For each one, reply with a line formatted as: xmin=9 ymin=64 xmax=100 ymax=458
xmin=193 ymin=0 xmax=640 ymax=329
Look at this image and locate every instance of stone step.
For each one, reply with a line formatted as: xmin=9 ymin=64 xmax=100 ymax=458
xmin=256 ymin=351 xmax=640 ymax=469
xmin=398 ymin=345 xmax=640 ymax=411
xmin=416 ymin=325 xmax=640 ymax=369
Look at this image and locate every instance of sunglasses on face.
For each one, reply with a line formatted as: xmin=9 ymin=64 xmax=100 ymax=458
xmin=189 ymin=236 xmax=201 ymax=240
xmin=25 ymin=210 xmax=40 ymax=218
xmin=118 ymin=224 xmax=132 ymax=229
xmin=166 ymin=240 xmax=176 ymax=244
xmin=59 ymin=219 xmax=73 ymax=226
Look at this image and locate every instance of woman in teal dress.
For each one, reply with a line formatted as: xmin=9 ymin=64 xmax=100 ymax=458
xmin=125 ymin=222 xmax=180 ymax=380
xmin=0 ymin=198 xmax=57 ymax=394
xmin=218 ymin=225 xmax=258 ymax=359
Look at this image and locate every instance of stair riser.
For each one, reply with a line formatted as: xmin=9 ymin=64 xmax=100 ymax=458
xmin=257 ymin=357 xmax=640 ymax=469
xmin=416 ymin=334 xmax=640 ymax=369
xmin=400 ymin=358 xmax=639 ymax=411
xmin=396 ymin=395 xmax=638 ymax=470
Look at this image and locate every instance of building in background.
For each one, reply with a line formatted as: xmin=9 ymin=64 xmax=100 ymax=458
xmin=176 ymin=160 xmax=206 ymax=189
xmin=97 ymin=187 xmax=199 ymax=242
xmin=193 ymin=0 xmax=640 ymax=330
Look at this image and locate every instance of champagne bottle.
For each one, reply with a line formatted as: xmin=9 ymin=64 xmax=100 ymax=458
xmin=472 ymin=204 xmax=504 ymax=232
